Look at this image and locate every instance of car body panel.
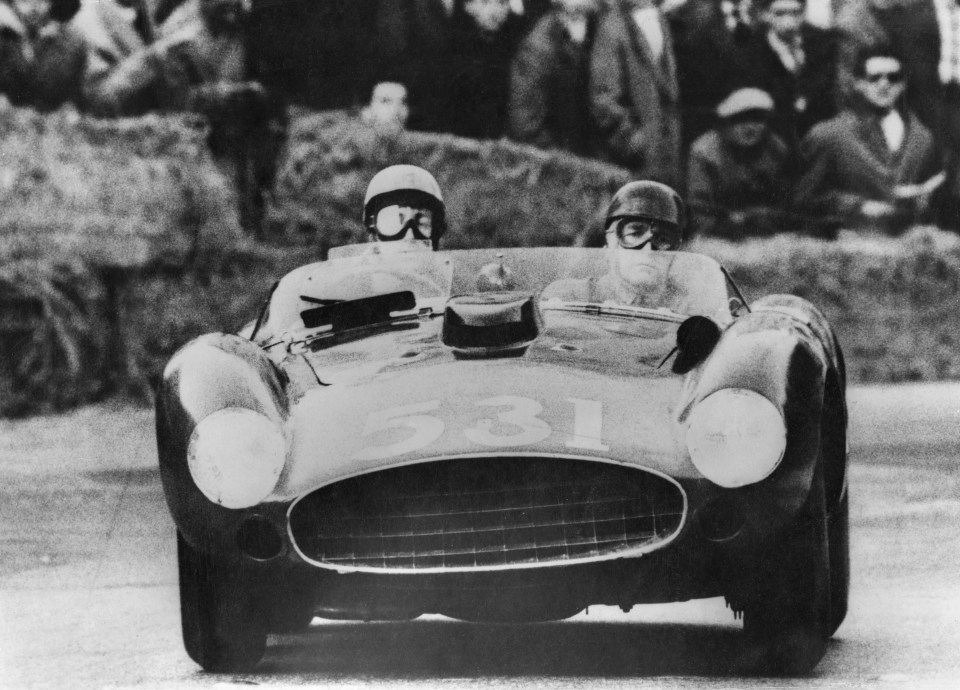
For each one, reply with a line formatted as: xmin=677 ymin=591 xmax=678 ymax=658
xmin=157 ymin=245 xmax=847 ymax=622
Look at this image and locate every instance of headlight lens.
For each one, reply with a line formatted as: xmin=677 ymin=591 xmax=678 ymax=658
xmin=686 ymin=389 xmax=786 ymax=488
xmin=188 ymin=408 xmax=286 ymax=509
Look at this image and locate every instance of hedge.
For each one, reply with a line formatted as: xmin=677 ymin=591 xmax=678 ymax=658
xmin=266 ymin=111 xmax=631 ymax=250
xmin=2 ymin=107 xmax=960 ymax=416
xmin=0 ymin=105 xmax=244 ymax=414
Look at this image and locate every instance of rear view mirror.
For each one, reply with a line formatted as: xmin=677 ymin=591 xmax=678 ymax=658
xmin=672 ymin=316 xmax=721 ymax=374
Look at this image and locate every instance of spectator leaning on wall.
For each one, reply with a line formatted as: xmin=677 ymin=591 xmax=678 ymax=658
xmin=72 ymin=0 xmax=286 ymax=236
xmin=71 ymin=0 xmax=154 ymax=114
xmin=507 ymin=0 xmax=600 ymax=156
xmin=794 ymin=45 xmax=942 ymax=236
xmin=589 ymin=0 xmax=682 ymax=188
xmin=687 ymin=87 xmax=795 ymax=239
xmin=0 ymin=0 xmax=85 ymax=110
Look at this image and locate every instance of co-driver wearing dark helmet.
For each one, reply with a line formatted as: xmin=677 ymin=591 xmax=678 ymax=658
xmin=542 ymin=180 xmax=686 ymax=306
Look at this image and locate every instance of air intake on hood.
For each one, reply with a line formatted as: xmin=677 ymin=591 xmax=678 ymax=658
xmin=442 ymin=291 xmax=541 ymax=358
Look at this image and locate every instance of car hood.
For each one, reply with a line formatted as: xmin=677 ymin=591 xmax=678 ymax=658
xmin=272 ymin=351 xmax=696 ymax=500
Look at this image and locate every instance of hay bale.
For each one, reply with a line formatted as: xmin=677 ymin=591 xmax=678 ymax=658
xmin=692 ymin=227 xmax=960 ymax=383
xmin=269 ymin=112 xmax=631 ymax=250
xmin=0 ymin=105 xmax=244 ymax=271
xmin=0 ymin=258 xmax=107 ymax=416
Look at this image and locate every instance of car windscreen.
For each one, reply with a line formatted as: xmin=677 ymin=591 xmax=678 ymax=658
xmin=259 ymin=247 xmax=732 ymax=341
xmin=259 ymin=249 xmax=454 ymax=341
xmin=445 ymin=248 xmax=732 ymax=321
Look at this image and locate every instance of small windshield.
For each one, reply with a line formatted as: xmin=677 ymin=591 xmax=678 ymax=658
xmin=256 ymin=246 xmax=734 ymax=343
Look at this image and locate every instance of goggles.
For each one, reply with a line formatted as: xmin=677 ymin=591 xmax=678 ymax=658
xmin=610 ymin=218 xmax=679 ymax=251
xmin=864 ymin=70 xmax=903 ymax=84
xmin=374 ymin=205 xmax=433 ymax=241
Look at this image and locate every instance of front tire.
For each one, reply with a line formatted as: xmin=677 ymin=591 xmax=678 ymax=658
xmin=743 ymin=469 xmax=831 ymax=675
xmin=828 ymin=491 xmax=850 ymax=635
xmin=178 ymin=531 xmax=267 ymax=672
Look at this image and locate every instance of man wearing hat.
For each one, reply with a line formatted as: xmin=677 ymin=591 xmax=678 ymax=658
xmin=686 ymin=87 xmax=794 ymax=239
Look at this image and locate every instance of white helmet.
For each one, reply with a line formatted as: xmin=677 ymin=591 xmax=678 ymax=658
xmin=363 ymin=165 xmax=447 ymax=249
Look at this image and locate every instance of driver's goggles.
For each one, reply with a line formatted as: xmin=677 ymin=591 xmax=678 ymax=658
xmin=611 ymin=219 xmax=678 ymax=251
xmin=375 ymin=206 xmax=433 ymax=241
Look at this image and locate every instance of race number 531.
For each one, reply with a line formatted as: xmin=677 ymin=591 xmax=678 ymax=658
xmin=354 ymin=396 xmax=609 ymax=461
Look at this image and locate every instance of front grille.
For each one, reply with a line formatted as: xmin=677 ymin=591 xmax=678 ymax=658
xmin=289 ymin=456 xmax=685 ymax=571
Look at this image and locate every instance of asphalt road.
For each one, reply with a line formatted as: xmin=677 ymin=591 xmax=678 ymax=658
xmin=1 ymin=383 xmax=959 ymax=689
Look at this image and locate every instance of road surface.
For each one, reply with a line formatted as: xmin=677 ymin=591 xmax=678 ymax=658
xmin=1 ymin=383 xmax=958 ymax=688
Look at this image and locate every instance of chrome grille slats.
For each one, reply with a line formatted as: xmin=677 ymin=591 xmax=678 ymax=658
xmin=288 ymin=456 xmax=685 ymax=571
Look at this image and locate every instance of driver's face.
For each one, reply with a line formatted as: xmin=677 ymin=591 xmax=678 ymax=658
xmin=606 ymin=230 xmax=666 ymax=291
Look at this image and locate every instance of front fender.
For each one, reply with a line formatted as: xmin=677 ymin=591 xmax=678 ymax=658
xmin=679 ymin=308 xmax=830 ymax=529
xmin=156 ymin=333 xmax=289 ymax=555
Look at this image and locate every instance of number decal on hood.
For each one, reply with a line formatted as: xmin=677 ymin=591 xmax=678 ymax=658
xmin=354 ymin=400 xmax=445 ymax=461
xmin=464 ymin=396 xmax=552 ymax=447
xmin=355 ymin=397 xmax=607 ymax=459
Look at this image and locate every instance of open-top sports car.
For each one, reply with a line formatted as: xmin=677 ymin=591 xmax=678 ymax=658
xmin=156 ymin=245 xmax=849 ymax=675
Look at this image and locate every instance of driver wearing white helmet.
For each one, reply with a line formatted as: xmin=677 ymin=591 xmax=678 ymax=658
xmin=363 ymin=164 xmax=447 ymax=252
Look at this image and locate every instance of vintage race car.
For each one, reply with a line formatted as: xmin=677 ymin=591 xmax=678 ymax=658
xmin=156 ymin=245 xmax=849 ymax=675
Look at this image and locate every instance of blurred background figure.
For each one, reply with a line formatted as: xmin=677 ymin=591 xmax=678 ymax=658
xmin=590 ymin=0 xmax=682 ymax=188
xmin=71 ymin=0 xmax=154 ymax=114
xmin=374 ymin=0 xmax=456 ymax=132
xmin=744 ymin=0 xmax=837 ymax=150
xmin=508 ymin=0 xmax=600 ymax=156
xmin=360 ymin=80 xmax=410 ymax=133
xmin=668 ymin=0 xmax=756 ymax=148
xmin=0 ymin=0 xmax=84 ymax=110
xmin=71 ymin=0 xmax=286 ymax=237
xmin=837 ymin=0 xmax=960 ymax=231
xmin=440 ymin=0 xmax=525 ymax=139
xmin=794 ymin=46 xmax=942 ymax=236
xmin=687 ymin=87 xmax=794 ymax=239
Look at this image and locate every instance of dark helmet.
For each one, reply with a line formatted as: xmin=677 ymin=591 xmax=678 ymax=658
xmin=363 ymin=165 xmax=447 ymax=249
xmin=605 ymin=180 xmax=685 ymax=249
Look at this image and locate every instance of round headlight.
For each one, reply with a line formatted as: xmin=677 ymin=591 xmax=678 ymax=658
xmin=686 ymin=389 xmax=786 ymax=488
xmin=188 ymin=408 xmax=286 ymax=509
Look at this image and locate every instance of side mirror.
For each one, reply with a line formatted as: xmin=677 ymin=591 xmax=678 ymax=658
xmin=672 ymin=316 xmax=721 ymax=375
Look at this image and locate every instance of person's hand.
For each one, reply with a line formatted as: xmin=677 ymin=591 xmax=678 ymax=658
xmin=859 ymin=199 xmax=897 ymax=218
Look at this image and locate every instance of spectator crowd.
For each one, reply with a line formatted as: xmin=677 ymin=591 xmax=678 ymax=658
xmin=2 ymin=0 xmax=959 ymax=239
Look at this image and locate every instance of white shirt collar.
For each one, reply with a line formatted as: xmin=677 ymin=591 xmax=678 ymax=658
xmin=881 ymin=110 xmax=905 ymax=152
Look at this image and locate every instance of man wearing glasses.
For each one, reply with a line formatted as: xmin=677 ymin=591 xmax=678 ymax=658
xmin=793 ymin=46 xmax=942 ymax=235
xmin=542 ymin=180 xmax=687 ymax=307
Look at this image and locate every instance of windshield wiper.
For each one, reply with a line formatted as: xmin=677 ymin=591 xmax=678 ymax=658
xmin=300 ymin=290 xmax=417 ymax=330
xmin=540 ymin=299 xmax=686 ymax=322
xmin=295 ymin=290 xmax=440 ymax=351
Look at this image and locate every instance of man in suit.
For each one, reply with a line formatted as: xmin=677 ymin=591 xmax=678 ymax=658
xmin=374 ymin=0 xmax=456 ymax=132
xmin=794 ymin=46 xmax=942 ymax=235
xmin=837 ymin=0 xmax=960 ymax=229
xmin=589 ymin=0 xmax=682 ymax=188
xmin=508 ymin=0 xmax=600 ymax=156
xmin=668 ymin=0 xmax=755 ymax=148
xmin=744 ymin=0 xmax=837 ymax=149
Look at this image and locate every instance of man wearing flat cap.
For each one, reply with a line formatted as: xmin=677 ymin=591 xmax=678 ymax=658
xmin=686 ymin=86 xmax=795 ymax=239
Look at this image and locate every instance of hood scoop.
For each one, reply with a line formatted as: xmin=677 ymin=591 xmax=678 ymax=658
xmin=442 ymin=291 xmax=541 ymax=358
